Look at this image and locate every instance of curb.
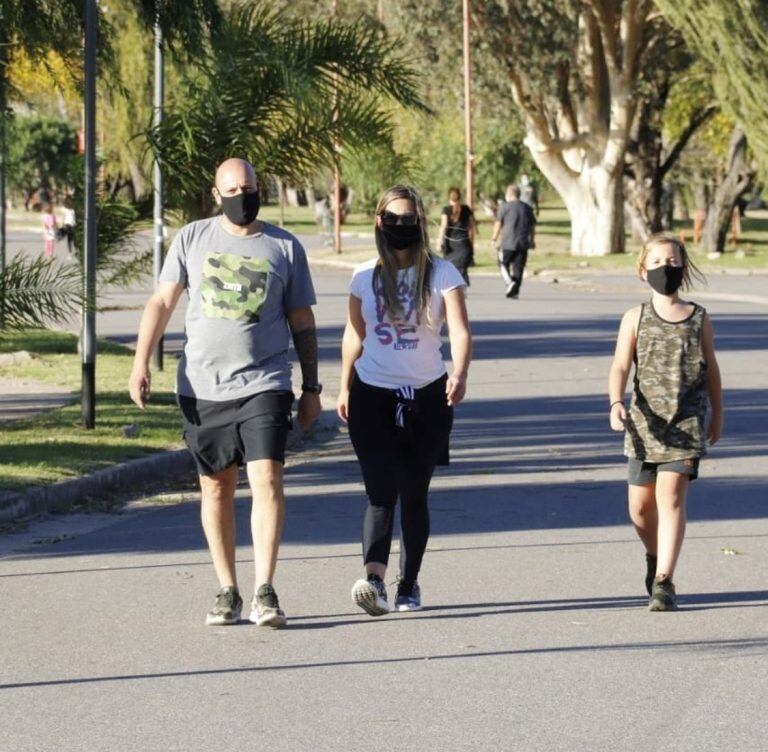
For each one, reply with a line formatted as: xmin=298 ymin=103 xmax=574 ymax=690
xmin=0 ymin=411 xmax=339 ymax=524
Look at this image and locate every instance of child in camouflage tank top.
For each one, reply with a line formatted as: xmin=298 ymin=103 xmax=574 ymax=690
xmin=608 ymin=234 xmax=723 ymax=612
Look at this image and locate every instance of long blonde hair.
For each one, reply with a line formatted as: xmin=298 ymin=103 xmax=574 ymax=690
xmin=637 ymin=233 xmax=705 ymax=290
xmin=373 ymin=185 xmax=433 ymax=323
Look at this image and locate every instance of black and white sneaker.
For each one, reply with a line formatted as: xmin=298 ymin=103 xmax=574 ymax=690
xmin=395 ymin=580 xmax=422 ymax=612
xmin=206 ymin=586 xmax=242 ymax=626
xmin=249 ymin=583 xmax=287 ymax=628
xmin=648 ymin=575 xmax=677 ymax=612
xmin=351 ymin=574 xmax=390 ymax=616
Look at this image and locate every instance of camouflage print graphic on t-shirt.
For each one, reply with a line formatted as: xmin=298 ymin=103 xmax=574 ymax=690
xmin=200 ymin=252 xmax=269 ymax=322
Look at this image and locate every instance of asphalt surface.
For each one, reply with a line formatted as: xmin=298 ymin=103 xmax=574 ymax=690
xmin=1 ymin=227 xmax=767 ymax=751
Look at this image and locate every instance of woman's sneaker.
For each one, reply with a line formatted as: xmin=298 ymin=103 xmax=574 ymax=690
xmin=395 ymin=580 xmax=422 ymax=612
xmin=648 ymin=575 xmax=677 ymax=611
xmin=249 ymin=583 xmax=287 ymax=628
xmin=351 ymin=574 xmax=390 ymax=616
xmin=206 ymin=586 xmax=242 ymax=626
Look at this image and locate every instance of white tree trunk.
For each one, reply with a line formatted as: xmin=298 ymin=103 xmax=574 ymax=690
xmin=531 ymin=147 xmax=625 ymax=256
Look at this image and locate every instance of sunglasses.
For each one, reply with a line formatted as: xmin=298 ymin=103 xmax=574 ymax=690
xmin=379 ymin=210 xmax=419 ymax=227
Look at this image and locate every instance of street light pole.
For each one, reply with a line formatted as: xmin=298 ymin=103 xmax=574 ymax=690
xmin=462 ymin=0 xmax=474 ymax=209
xmin=332 ymin=0 xmax=342 ymax=254
xmin=82 ymin=0 xmax=98 ymax=429
xmin=152 ymin=8 xmax=164 ymax=371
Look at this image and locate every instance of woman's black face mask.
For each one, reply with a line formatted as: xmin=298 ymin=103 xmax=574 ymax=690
xmin=646 ymin=265 xmax=684 ymax=295
xmin=379 ymin=211 xmax=420 ymax=249
xmin=220 ymin=190 xmax=260 ymax=226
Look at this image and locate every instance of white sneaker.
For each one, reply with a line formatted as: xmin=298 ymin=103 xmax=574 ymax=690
xmin=351 ymin=576 xmax=390 ymax=616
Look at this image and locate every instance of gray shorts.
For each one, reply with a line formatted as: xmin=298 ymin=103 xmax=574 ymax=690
xmin=628 ymin=457 xmax=700 ymax=485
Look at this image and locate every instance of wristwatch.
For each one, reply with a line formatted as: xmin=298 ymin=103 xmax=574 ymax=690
xmin=301 ymin=383 xmax=323 ymax=395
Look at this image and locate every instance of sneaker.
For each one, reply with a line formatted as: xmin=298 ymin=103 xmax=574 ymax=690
xmin=648 ymin=575 xmax=677 ymax=611
xmin=351 ymin=574 xmax=390 ymax=616
xmin=249 ymin=583 xmax=287 ymax=628
xmin=206 ymin=586 xmax=242 ymax=626
xmin=395 ymin=580 xmax=422 ymax=612
xmin=645 ymin=553 xmax=658 ymax=596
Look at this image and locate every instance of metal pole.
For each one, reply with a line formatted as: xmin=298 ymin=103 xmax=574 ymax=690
xmin=82 ymin=0 xmax=97 ymax=428
xmin=332 ymin=0 xmax=342 ymax=254
xmin=0 ymin=24 xmax=8 ymax=328
xmin=462 ymin=0 xmax=474 ymax=209
xmin=152 ymin=9 xmax=164 ymax=371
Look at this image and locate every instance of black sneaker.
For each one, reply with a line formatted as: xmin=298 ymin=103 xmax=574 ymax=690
xmin=648 ymin=575 xmax=677 ymax=611
xmin=645 ymin=553 xmax=658 ymax=596
xmin=351 ymin=574 xmax=390 ymax=616
xmin=249 ymin=583 xmax=287 ymax=628
xmin=394 ymin=579 xmax=422 ymax=612
xmin=206 ymin=586 xmax=242 ymax=626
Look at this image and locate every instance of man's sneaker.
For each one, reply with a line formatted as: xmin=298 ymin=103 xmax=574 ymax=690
xmin=351 ymin=574 xmax=390 ymax=616
xmin=645 ymin=553 xmax=658 ymax=596
xmin=249 ymin=583 xmax=287 ymax=628
xmin=648 ymin=575 xmax=677 ymax=611
xmin=395 ymin=580 xmax=422 ymax=612
xmin=206 ymin=586 xmax=242 ymax=626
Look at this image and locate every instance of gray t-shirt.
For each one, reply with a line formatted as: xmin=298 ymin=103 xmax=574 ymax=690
xmin=159 ymin=217 xmax=316 ymax=401
xmin=496 ymin=200 xmax=536 ymax=251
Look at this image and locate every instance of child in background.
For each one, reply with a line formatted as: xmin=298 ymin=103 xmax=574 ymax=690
xmin=608 ymin=234 xmax=723 ymax=611
xmin=41 ymin=203 xmax=57 ymax=258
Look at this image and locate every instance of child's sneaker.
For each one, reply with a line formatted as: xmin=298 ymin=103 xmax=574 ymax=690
xmin=645 ymin=553 xmax=658 ymax=596
xmin=648 ymin=574 xmax=677 ymax=611
xmin=395 ymin=580 xmax=422 ymax=612
xmin=205 ymin=586 xmax=242 ymax=626
xmin=249 ymin=583 xmax=287 ymax=628
xmin=351 ymin=574 xmax=390 ymax=616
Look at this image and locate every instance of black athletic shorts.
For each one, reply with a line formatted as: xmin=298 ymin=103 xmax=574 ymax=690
xmin=177 ymin=391 xmax=294 ymax=476
xmin=627 ymin=457 xmax=700 ymax=485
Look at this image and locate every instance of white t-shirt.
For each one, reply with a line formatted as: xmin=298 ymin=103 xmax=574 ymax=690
xmin=349 ymin=256 xmax=466 ymax=389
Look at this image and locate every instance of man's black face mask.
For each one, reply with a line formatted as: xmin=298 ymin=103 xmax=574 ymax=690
xmin=220 ymin=190 xmax=260 ymax=226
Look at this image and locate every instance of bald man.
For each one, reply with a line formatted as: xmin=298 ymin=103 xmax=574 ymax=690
xmin=130 ymin=158 xmax=321 ymax=628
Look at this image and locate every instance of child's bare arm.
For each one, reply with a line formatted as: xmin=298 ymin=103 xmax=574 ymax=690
xmin=702 ymin=312 xmax=723 ymax=444
xmin=608 ymin=307 xmax=639 ymax=431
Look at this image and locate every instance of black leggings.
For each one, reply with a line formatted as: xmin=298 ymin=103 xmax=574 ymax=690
xmin=347 ymin=372 xmax=453 ymax=582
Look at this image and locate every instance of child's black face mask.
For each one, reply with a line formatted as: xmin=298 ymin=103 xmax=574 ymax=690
xmin=646 ymin=265 xmax=684 ymax=295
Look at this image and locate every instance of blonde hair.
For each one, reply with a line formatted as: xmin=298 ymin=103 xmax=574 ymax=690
xmin=373 ymin=185 xmax=433 ymax=323
xmin=637 ymin=233 xmax=705 ymax=291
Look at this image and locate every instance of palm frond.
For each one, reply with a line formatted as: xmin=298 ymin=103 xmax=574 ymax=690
xmin=0 ymin=253 xmax=81 ymax=330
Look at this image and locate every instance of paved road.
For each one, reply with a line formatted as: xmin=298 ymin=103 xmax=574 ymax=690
xmin=2 ymin=238 xmax=767 ymax=751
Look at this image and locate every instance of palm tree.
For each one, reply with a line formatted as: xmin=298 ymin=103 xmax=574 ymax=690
xmin=146 ymin=2 xmax=425 ymax=220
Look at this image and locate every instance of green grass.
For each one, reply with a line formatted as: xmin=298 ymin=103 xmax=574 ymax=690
xmin=0 ymin=329 xmax=182 ymax=490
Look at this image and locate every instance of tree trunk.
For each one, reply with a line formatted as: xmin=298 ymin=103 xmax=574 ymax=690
xmin=701 ymin=127 xmax=755 ymax=255
xmin=533 ymin=149 xmax=626 ymax=255
xmin=126 ymin=157 xmax=147 ymax=200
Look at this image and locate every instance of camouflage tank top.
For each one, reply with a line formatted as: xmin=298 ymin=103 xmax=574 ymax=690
xmin=624 ymin=302 xmax=708 ymax=462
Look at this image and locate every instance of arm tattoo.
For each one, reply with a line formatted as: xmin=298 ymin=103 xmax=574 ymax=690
xmin=292 ymin=326 xmax=318 ymax=385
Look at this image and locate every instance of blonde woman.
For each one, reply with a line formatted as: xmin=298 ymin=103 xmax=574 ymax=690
xmin=337 ymin=185 xmax=472 ymax=615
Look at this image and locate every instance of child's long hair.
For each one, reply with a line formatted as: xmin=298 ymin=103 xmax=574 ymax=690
xmin=373 ymin=185 xmax=433 ymax=323
xmin=637 ymin=233 xmax=706 ymax=291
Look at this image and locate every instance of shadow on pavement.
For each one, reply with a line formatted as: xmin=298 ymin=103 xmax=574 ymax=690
xmin=3 ymin=634 xmax=767 ymax=691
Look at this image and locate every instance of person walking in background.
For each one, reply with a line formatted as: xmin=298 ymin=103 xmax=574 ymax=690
xmin=608 ymin=234 xmax=723 ymax=611
xmin=129 ymin=158 xmax=321 ymax=629
xmin=60 ymin=197 xmax=76 ymax=257
xmin=492 ymin=184 xmax=536 ymax=299
xmin=41 ymin=203 xmax=57 ymax=258
xmin=518 ymin=172 xmax=539 ymax=216
xmin=337 ymin=185 xmax=472 ymax=615
xmin=437 ymin=186 xmax=475 ymax=285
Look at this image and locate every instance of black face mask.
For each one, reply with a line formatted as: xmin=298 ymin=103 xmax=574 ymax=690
xmin=646 ymin=265 xmax=684 ymax=295
xmin=381 ymin=224 xmax=421 ymax=250
xmin=220 ymin=191 xmax=260 ymax=226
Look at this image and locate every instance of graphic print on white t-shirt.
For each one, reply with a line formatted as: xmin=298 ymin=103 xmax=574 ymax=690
xmin=373 ymin=272 xmax=420 ymax=351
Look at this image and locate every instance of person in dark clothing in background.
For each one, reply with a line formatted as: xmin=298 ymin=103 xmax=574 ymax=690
xmin=492 ymin=184 xmax=536 ymax=299
xmin=437 ymin=186 xmax=475 ymax=285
